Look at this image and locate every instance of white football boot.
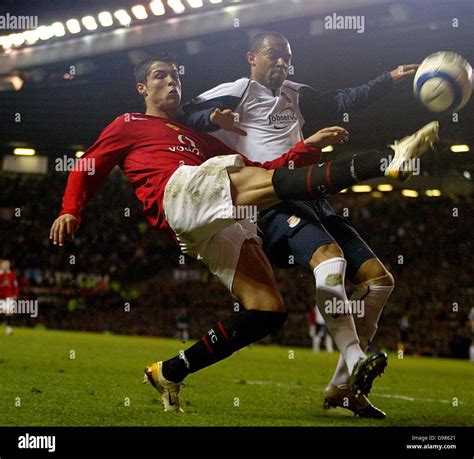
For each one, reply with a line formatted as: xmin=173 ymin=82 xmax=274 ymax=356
xmin=385 ymin=121 xmax=439 ymax=180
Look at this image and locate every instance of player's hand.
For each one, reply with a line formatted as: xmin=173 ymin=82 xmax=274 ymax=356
xmin=210 ymin=108 xmax=247 ymax=136
xmin=304 ymin=126 xmax=349 ymax=149
xmin=390 ymin=64 xmax=419 ymax=84
xmin=50 ymin=214 xmax=79 ymax=246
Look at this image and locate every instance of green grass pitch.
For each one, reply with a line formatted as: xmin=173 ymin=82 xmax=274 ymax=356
xmin=0 ymin=326 xmax=472 ymax=427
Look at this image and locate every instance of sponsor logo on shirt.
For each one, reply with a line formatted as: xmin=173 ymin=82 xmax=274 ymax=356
xmin=169 ymin=134 xmax=202 ymax=157
xmin=268 ymin=107 xmax=298 ymax=130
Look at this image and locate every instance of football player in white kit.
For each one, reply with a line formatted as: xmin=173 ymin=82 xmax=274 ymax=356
xmin=182 ymin=31 xmax=420 ymax=418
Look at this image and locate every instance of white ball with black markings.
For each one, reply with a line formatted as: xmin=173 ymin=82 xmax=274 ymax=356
xmin=414 ymin=51 xmax=472 ymax=112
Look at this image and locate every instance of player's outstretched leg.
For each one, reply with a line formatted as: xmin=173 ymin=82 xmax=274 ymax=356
xmin=228 ymin=122 xmax=439 ymax=209
xmin=144 ymin=240 xmax=287 ymax=412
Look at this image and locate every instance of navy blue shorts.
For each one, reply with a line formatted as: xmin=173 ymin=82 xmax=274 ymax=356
xmin=257 ymin=198 xmax=376 ymax=281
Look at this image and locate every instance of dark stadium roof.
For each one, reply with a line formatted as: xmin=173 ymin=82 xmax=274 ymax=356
xmin=0 ymin=0 xmax=473 ymax=184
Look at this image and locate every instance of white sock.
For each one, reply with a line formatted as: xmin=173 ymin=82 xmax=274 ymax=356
xmin=330 ymin=276 xmax=394 ymax=388
xmin=325 ymin=334 xmax=334 ymax=353
xmin=313 ymin=335 xmax=321 ymax=352
xmin=314 ymin=257 xmax=365 ymax=376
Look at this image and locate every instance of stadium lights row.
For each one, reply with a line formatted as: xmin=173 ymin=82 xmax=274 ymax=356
xmin=0 ymin=0 xmax=223 ymax=50
xmin=326 ymin=145 xmax=469 ymax=155
xmin=346 ymin=185 xmax=442 ymax=197
xmin=5 ymin=151 xmax=450 ymax=197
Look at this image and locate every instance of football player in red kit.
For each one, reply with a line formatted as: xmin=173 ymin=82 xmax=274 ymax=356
xmin=0 ymin=259 xmax=19 ymax=335
xmin=50 ymin=53 xmax=438 ymax=412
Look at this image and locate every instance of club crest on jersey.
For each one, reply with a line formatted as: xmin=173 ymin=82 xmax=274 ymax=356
xmin=166 ymin=123 xmax=180 ymax=131
xmin=268 ymin=107 xmax=298 ymax=130
xmin=287 ymin=215 xmax=301 ymax=228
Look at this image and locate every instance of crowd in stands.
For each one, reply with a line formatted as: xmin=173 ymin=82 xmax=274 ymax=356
xmin=1 ymin=171 xmax=472 ymax=358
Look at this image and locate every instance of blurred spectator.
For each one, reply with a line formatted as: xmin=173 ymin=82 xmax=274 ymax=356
xmin=1 ymin=172 xmax=472 ymax=358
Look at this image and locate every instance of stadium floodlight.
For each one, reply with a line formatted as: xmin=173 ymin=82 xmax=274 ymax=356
xmin=37 ymin=25 xmax=55 ymax=41
xmin=0 ymin=75 xmax=24 ymax=91
xmin=14 ymin=148 xmax=36 ymax=156
xmin=401 ymin=189 xmax=418 ymax=198
xmin=150 ymin=1 xmax=166 ymax=16
xmin=114 ymin=10 xmax=132 ymax=26
xmin=352 ymin=185 xmax=371 ymax=193
xmin=463 ymin=171 xmax=471 ymax=180
xmin=425 ymin=189 xmax=441 ymax=197
xmin=209 ymin=0 xmax=223 ymax=3
xmin=132 ymin=5 xmax=149 ymax=20
xmin=0 ymin=35 xmax=14 ymax=49
xmin=52 ymin=22 xmax=66 ymax=37
xmin=75 ymin=151 xmax=85 ymax=158
xmin=98 ymin=11 xmax=114 ymax=27
xmin=187 ymin=0 xmax=204 ymax=7
xmin=11 ymin=33 xmax=26 ymax=47
xmin=377 ymin=184 xmax=393 ymax=192
xmin=168 ymin=0 xmax=186 ymax=14
xmin=321 ymin=145 xmax=333 ymax=152
xmin=82 ymin=16 xmax=98 ymax=31
xmin=24 ymin=29 xmax=40 ymax=44
xmin=450 ymin=144 xmax=469 ymax=153
xmin=66 ymin=19 xmax=81 ymax=34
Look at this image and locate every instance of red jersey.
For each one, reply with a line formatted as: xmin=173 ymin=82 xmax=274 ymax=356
xmin=0 ymin=270 xmax=19 ymax=298
xmin=60 ymin=113 xmax=322 ymax=239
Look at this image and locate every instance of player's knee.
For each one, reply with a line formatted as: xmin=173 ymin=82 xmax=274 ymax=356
xmin=310 ymin=243 xmax=343 ymax=269
xmin=353 ymin=258 xmax=394 ymax=286
xmin=378 ymin=271 xmax=395 ymax=287
xmin=359 ymin=271 xmax=395 ymax=289
xmin=242 ymin=289 xmax=286 ymax=313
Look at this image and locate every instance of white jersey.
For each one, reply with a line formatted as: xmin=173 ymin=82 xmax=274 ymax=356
xmin=194 ymin=78 xmax=308 ymax=162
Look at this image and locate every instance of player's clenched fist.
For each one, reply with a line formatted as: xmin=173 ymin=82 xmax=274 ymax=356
xmin=303 ymin=126 xmax=349 ymax=150
xmin=50 ymin=214 xmax=79 ymax=246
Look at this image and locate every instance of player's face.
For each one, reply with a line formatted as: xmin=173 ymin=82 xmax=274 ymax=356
xmin=138 ymin=61 xmax=182 ymax=114
xmin=249 ymin=37 xmax=292 ymax=89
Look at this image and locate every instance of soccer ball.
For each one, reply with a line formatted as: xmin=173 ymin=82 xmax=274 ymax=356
xmin=413 ymin=51 xmax=472 ymax=112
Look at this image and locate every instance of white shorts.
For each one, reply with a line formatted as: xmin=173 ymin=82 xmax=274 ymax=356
xmin=163 ymin=155 xmax=261 ymax=292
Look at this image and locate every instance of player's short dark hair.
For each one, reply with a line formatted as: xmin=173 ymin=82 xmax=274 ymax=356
xmin=249 ymin=31 xmax=289 ymax=54
xmin=134 ymin=52 xmax=178 ymax=85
